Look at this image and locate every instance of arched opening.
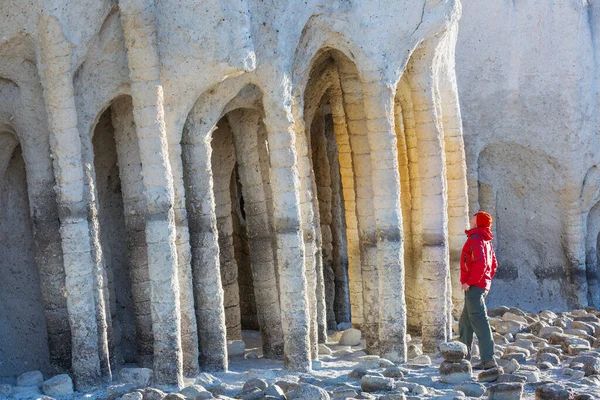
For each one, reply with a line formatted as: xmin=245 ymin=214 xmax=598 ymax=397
xmin=0 ymin=136 xmax=50 ymax=377
xmin=182 ymin=83 xmax=284 ymax=365
xmin=586 ymin=200 xmax=600 ymax=307
xmin=91 ymin=96 xmax=150 ymax=367
xmin=301 ymin=47 xmax=379 ymax=352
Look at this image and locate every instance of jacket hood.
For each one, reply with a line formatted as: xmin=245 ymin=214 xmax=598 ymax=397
xmin=465 ymin=226 xmax=494 ymax=241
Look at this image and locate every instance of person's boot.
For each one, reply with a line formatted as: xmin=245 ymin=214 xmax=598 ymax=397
xmin=472 ymin=360 xmax=497 ymax=370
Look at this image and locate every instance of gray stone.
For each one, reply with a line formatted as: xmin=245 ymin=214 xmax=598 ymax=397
xmin=534 ymin=383 xmax=573 ymax=400
xmin=339 ymin=328 xmax=361 ymax=346
xmin=227 ymin=340 xmax=246 ymax=358
xmin=360 ymin=375 xmax=395 ymax=392
xmin=120 ymin=368 xmax=153 ymax=388
xmin=263 ymin=384 xmax=285 ymax=399
xmin=439 ymin=360 xmax=472 ymax=384
xmin=120 ymin=393 xmax=144 ymax=400
xmin=488 ymin=382 xmax=524 ymax=400
xmin=17 ymin=371 xmax=44 ymax=387
xmin=142 ymin=388 xmax=167 ymax=400
xmin=348 ymin=367 xmax=369 ymax=380
xmin=108 ymin=384 xmax=138 ymax=400
xmin=243 ymin=378 xmax=268 ymax=392
xmin=42 ymin=374 xmax=73 ymax=396
xmin=439 ymin=341 xmax=468 ymax=362
xmin=497 ymin=374 xmax=527 ymax=383
xmin=478 ymin=366 xmax=503 ymax=382
xmin=382 ymin=366 xmax=404 ymax=378
xmin=583 ymin=357 xmax=600 ymax=376
xmin=179 ymin=384 xmax=213 ymax=399
xmin=288 ymin=383 xmax=330 ymax=399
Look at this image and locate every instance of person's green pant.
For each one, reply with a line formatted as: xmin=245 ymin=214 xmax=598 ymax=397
xmin=458 ymin=285 xmax=495 ymax=363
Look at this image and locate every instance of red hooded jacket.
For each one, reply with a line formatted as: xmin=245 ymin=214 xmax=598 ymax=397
xmin=460 ymin=227 xmax=498 ymax=291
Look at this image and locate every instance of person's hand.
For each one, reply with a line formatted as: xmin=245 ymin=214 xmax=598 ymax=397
xmin=462 ymin=283 xmax=470 ymax=291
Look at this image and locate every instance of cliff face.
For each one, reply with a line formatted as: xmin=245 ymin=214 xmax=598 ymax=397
xmin=457 ymin=0 xmax=600 ymax=311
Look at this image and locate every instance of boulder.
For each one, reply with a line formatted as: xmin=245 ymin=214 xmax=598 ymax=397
xmin=488 ymin=306 xmax=510 ymax=318
xmin=120 ymin=393 xmax=144 ymax=400
xmin=407 ymin=344 xmax=422 ymax=359
xmin=17 ymin=371 xmax=44 ymax=387
xmin=439 ymin=341 xmax=468 ymax=362
xmin=478 ymin=366 xmax=503 ymax=382
xmin=534 ymin=383 xmax=574 ymax=400
xmin=164 ymin=394 xmax=186 ymax=400
xmin=537 ymin=352 xmax=560 ymax=365
xmin=243 ymin=378 xmax=268 ymax=392
xmin=497 ymin=374 xmax=527 ymax=383
xmin=120 ymin=368 xmax=153 ymax=388
xmin=439 ymin=360 xmax=472 ymax=384
xmin=360 ymin=375 xmax=395 ymax=392
xmin=339 ymin=328 xmax=361 ymax=346
xmin=288 ymin=383 xmax=330 ymax=400
xmin=348 ymin=367 xmax=369 ymax=380
xmin=179 ymin=385 xmax=213 ymax=399
xmin=412 ymin=355 xmax=431 ymax=365
xmin=488 ymin=382 xmax=524 ymax=400
xmin=318 ymin=344 xmax=332 ymax=355
xmin=495 ymin=320 xmax=525 ymax=335
xmin=108 ymin=383 xmax=137 ymax=400
xmin=42 ymin=374 xmax=73 ymax=396
xmin=263 ymin=384 xmax=285 ymax=399
xmin=503 ymin=312 xmax=528 ymax=325
xmin=142 ymin=388 xmax=167 ymax=400
xmin=382 ymin=366 xmax=405 ymax=378
xmin=583 ymin=357 xmax=600 ymax=376
xmin=227 ymin=340 xmax=246 ymax=358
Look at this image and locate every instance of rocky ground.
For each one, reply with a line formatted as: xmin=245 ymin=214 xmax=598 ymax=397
xmin=4 ymin=308 xmax=600 ymax=399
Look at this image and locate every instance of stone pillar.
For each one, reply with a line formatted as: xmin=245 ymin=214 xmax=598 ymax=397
xmin=363 ymin=77 xmax=407 ymax=363
xmin=211 ymin=122 xmax=242 ymax=341
xmin=306 ymin=124 xmax=329 ymax=344
xmin=296 ymin=114 xmax=320 ymax=359
xmin=396 ymin=76 xmax=424 ymax=333
xmin=182 ymin=113 xmax=228 ymax=371
xmin=168 ymin=137 xmax=200 ymax=376
xmin=37 ymin=14 xmax=101 ymax=390
xmin=118 ymin=0 xmax=183 ymax=387
xmin=262 ymin=81 xmax=311 ymax=371
xmin=338 ymin=66 xmax=379 ymax=354
xmin=227 ymin=109 xmax=285 ymax=358
xmin=329 ymin=83 xmax=362 ymax=327
xmin=324 ymin=110 xmax=351 ymax=325
xmin=110 ymin=98 xmax=154 ymax=368
xmin=439 ymin=28 xmax=469 ymax=320
xmin=310 ymin=111 xmax=337 ymax=332
xmin=408 ymin=44 xmax=451 ymax=353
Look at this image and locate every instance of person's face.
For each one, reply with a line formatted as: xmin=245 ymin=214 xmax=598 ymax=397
xmin=469 ymin=214 xmax=477 ymax=229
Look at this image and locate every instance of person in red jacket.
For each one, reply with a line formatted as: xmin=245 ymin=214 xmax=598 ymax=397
xmin=459 ymin=211 xmax=498 ymax=370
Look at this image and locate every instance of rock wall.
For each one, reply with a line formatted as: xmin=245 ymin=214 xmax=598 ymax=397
xmin=0 ymin=146 xmax=50 ymax=377
xmin=457 ymin=0 xmax=600 ymax=312
xmin=0 ymin=0 xmax=466 ymax=386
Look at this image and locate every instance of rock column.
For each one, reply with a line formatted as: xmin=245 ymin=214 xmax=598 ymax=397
xmin=182 ymin=113 xmax=228 ymax=371
xmin=262 ymin=80 xmax=311 ymax=371
xmin=296 ymin=115 xmax=320 ymax=359
xmin=37 ymin=14 xmax=101 ymax=390
xmin=338 ymin=66 xmax=379 ymax=354
xmin=329 ymin=82 xmax=361 ymax=326
xmin=118 ymin=0 xmax=183 ymax=387
xmin=363 ymin=78 xmax=407 ymax=362
xmin=408 ymin=43 xmax=451 ymax=352
xmin=227 ymin=110 xmax=285 ymax=358
xmin=110 ymin=98 xmax=154 ymax=368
